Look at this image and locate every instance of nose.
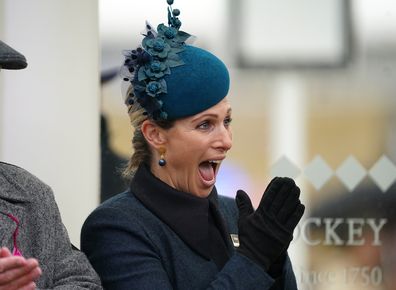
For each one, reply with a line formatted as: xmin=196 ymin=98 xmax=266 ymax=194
xmin=214 ymin=125 xmax=232 ymax=153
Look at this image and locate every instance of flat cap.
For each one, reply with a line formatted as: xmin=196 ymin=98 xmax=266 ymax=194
xmin=0 ymin=40 xmax=27 ymax=70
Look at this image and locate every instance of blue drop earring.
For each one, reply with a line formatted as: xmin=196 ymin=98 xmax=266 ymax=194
xmin=158 ymin=148 xmax=166 ymax=167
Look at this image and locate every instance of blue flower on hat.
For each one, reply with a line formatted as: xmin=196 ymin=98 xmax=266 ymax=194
xmin=157 ymin=24 xmax=191 ymax=49
xmin=144 ymin=38 xmax=171 ymax=59
xmin=145 ymin=79 xmax=167 ymax=97
xmin=145 ymin=60 xmax=171 ymax=79
xmin=146 ymin=81 xmax=161 ymax=95
xmin=158 ymin=25 xmax=177 ymax=39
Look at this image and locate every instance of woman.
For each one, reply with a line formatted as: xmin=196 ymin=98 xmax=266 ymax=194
xmin=81 ymin=1 xmax=305 ymax=289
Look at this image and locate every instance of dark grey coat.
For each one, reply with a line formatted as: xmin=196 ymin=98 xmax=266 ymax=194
xmin=0 ymin=162 xmax=102 ymax=289
xmin=81 ymin=165 xmax=298 ymax=290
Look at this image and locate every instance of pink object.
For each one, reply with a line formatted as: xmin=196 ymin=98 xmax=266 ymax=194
xmin=5 ymin=213 xmax=23 ymax=256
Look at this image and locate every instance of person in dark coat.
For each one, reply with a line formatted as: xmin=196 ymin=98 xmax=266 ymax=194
xmin=0 ymin=40 xmax=102 ymax=290
xmin=81 ymin=1 xmax=305 ymax=289
xmin=100 ymin=69 xmax=128 ymax=203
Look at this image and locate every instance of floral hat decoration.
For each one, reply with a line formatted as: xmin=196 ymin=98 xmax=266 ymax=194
xmin=122 ymin=0 xmax=230 ymax=121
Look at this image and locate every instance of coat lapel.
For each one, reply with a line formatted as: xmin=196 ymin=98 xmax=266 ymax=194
xmin=0 ymin=200 xmax=26 ymax=255
xmin=0 ymin=172 xmax=30 ymax=256
xmin=0 ymin=210 xmax=17 ymax=249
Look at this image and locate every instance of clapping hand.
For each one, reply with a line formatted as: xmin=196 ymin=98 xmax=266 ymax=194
xmin=236 ymin=177 xmax=305 ymax=270
xmin=0 ymin=247 xmax=41 ymax=290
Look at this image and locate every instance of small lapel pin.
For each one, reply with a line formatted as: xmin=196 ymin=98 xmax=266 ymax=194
xmin=230 ymin=234 xmax=239 ymax=247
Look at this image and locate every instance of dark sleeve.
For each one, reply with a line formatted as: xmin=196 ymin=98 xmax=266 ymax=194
xmin=282 ymin=255 xmax=299 ymax=289
xmin=81 ymin=206 xmax=297 ymax=290
xmin=268 ymin=255 xmax=298 ymax=290
xmin=36 ymin=183 xmax=102 ymax=290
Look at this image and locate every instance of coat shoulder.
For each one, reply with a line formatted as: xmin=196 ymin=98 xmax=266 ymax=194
xmin=82 ymin=191 xmax=156 ymax=232
xmin=0 ymin=162 xmax=51 ymax=201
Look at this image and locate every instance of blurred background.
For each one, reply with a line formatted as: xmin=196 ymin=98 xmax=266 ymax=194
xmin=1 ymin=0 xmax=396 ymax=289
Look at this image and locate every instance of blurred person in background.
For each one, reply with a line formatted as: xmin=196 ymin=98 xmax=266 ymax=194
xmin=0 ymin=40 xmax=102 ymax=290
xmin=100 ymin=69 xmax=128 ymax=203
xmin=81 ymin=1 xmax=305 ymax=289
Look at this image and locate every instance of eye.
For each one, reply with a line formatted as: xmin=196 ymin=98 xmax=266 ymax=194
xmin=197 ymin=120 xmax=211 ymax=130
xmin=224 ymin=116 xmax=232 ymax=127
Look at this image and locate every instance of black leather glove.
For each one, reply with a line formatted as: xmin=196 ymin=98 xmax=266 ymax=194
xmin=236 ymin=177 xmax=305 ymax=271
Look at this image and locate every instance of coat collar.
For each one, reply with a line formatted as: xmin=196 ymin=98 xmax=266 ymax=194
xmin=131 ymin=164 xmax=226 ymax=260
xmin=0 ymin=162 xmax=32 ymax=255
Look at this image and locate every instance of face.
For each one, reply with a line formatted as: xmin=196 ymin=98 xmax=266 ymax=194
xmin=152 ymin=98 xmax=233 ymax=198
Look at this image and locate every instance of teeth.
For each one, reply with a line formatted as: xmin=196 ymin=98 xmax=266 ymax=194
xmin=208 ymin=160 xmax=221 ymax=164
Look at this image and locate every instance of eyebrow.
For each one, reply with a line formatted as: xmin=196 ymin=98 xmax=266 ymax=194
xmin=191 ymin=107 xmax=232 ymax=122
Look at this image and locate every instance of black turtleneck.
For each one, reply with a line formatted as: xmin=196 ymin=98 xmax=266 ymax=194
xmin=130 ymin=164 xmax=234 ymax=269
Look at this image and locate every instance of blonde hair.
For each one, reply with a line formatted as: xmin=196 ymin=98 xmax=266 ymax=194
xmin=123 ymin=87 xmax=174 ymax=180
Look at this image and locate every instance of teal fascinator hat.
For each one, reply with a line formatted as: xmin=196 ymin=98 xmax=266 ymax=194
xmin=122 ymin=0 xmax=230 ymax=121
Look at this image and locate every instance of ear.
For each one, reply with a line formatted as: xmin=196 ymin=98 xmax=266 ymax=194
xmin=141 ymin=120 xmax=167 ymax=149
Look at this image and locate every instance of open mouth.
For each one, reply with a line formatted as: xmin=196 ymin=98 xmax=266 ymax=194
xmin=198 ymin=160 xmax=221 ymax=186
